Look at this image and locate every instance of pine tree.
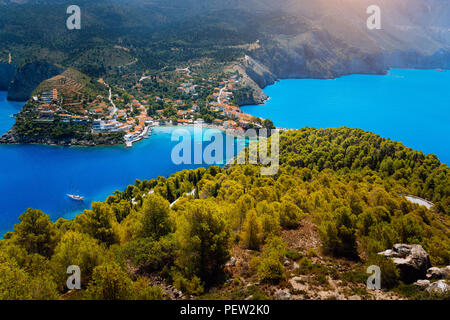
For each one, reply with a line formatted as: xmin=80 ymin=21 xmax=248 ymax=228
xmin=241 ymin=210 xmax=262 ymax=250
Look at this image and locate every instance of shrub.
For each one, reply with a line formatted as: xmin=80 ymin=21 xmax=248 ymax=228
xmin=255 ymin=236 xmax=287 ymax=284
xmin=260 ymin=213 xmax=281 ymax=240
xmin=279 ymin=200 xmax=303 ymax=229
xmin=427 ymin=236 xmax=450 ymax=266
xmin=172 ymin=272 xmax=204 ymax=296
xmin=307 ymin=248 xmax=318 ymax=257
xmin=319 ymin=208 xmax=358 ymax=259
xmin=86 ymin=262 xmax=134 ymax=300
xmin=240 ymin=210 xmax=263 ymax=250
xmin=285 ymin=250 xmax=303 ymax=261
xmin=119 ymin=235 xmax=176 ymax=272
xmin=132 ymin=277 xmax=165 ymax=300
xmin=257 ymin=256 xmax=285 ymax=284
xmin=0 ymin=255 xmax=31 ymax=300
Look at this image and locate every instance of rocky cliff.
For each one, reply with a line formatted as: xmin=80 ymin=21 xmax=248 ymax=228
xmin=6 ymin=62 xmax=62 ymax=101
xmin=0 ymin=62 xmax=15 ymax=91
xmin=249 ymin=30 xmax=389 ymax=82
xmin=236 ymin=0 xmax=450 ymax=100
xmin=240 ymin=28 xmax=450 ymax=104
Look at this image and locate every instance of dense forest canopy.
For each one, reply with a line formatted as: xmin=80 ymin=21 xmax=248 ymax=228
xmin=0 ymin=127 xmax=448 ymax=299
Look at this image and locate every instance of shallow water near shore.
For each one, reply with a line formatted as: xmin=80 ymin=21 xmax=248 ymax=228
xmin=0 ymin=91 xmax=244 ymax=235
xmin=242 ymin=69 xmax=450 ymax=164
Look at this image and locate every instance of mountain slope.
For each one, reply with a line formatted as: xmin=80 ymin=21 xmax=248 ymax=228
xmin=0 ymin=0 xmax=449 ymax=97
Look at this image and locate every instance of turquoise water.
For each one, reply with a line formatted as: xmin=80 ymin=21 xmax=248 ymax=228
xmin=0 ymin=91 xmax=244 ymax=235
xmin=242 ymin=69 xmax=449 ymax=164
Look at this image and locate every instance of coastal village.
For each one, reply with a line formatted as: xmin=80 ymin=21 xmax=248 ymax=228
xmin=30 ymin=66 xmax=265 ymax=147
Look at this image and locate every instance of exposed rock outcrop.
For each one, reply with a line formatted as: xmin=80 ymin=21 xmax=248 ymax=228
xmin=426 ymin=266 xmax=450 ymax=280
xmin=274 ymin=289 xmax=291 ymax=300
xmin=7 ymin=61 xmax=62 ymax=101
xmin=243 ymin=29 xmax=389 ymax=88
xmin=425 ymin=280 xmax=449 ymax=294
xmin=413 ymin=279 xmax=431 ymax=290
xmin=0 ymin=62 xmax=16 ymax=91
xmin=381 ymin=244 xmax=450 ymax=295
xmin=414 ymin=279 xmax=449 ymax=294
xmin=378 ymin=244 xmax=431 ymax=284
xmin=232 ymin=63 xmax=269 ymax=106
xmin=386 ymin=49 xmax=450 ymax=70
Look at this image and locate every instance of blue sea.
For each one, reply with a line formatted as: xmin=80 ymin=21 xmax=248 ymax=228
xmin=242 ymin=69 xmax=449 ymax=164
xmin=0 ymin=91 xmax=244 ymax=235
xmin=1 ymin=68 xmax=448 ymax=234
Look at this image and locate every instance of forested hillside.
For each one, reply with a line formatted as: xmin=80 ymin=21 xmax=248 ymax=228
xmin=0 ymin=0 xmax=261 ymax=74
xmin=1 ymin=0 xmax=448 ymax=78
xmin=1 ymin=127 xmax=448 ymax=300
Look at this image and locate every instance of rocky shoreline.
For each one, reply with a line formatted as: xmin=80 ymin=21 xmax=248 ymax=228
xmin=0 ymin=128 xmax=124 ymax=147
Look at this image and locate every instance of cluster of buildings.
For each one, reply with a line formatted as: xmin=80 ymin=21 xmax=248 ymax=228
xmin=93 ymin=97 xmax=153 ymax=139
xmin=208 ymin=77 xmax=258 ymax=130
xmin=177 ymin=82 xmax=198 ymax=97
xmin=136 ymin=70 xmax=260 ymax=132
xmin=33 ymin=89 xmax=89 ymax=123
xmin=31 ymin=68 xmax=263 ymax=146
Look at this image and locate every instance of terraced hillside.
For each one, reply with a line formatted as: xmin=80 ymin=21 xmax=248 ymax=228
xmin=0 ymin=68 xmax=124 ymax=146
xmin=34 ymin=68 xmax=108 ymax=114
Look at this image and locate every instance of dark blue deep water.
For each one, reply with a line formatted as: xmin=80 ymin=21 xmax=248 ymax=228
xmin=242 ymin=69 xmax=449 ymax=164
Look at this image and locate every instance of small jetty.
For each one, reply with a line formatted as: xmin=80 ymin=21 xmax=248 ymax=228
xmin=124 ymin=126 xmax=151 ymax=148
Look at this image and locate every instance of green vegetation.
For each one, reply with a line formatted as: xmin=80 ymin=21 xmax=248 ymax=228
xmin=0 ymin=127 xmax=448 ymax=299
xmin=252 ymin=236 xmax=287 ymax=284
xmin=0 ymin=1 xmax=256 ymax=72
